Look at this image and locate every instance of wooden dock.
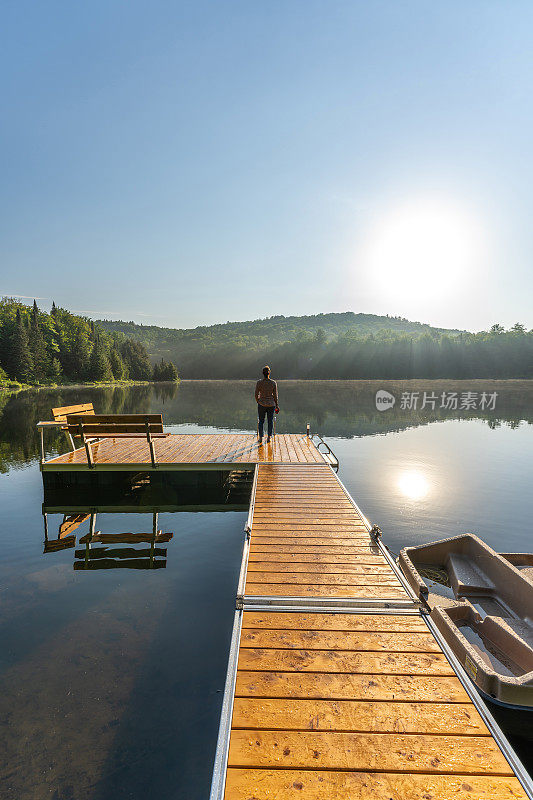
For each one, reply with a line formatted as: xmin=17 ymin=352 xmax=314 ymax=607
xmin=211 ymin=459 xmax=533 ymax=800
xmin=41 ymin=433 xmax=325 ymax=471
xmin=240 ymin=465 xmax=406 ymax=602
xmin=38 ymin=430 xmax=533 ymax=798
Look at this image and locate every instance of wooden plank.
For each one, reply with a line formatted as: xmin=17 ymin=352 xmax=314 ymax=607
xmin=252 ymin=512 xmax=360 ymax=518
xmin=247 ymin=553 xmax=387 ymax=564
xmin=227 ymin=730 xmax=512 ymax=774
xmin=250 ymin=538 xmax=374 ymax=546
xmin=74 ymin=558 xmax=166 ymax=570
xmin=67 ymin=423 xmax=155 ymax=435
xmin=237 ymin=649 xmax=454 ymax=675
xmin=254 ymin=486 xmax=351 ymax=491
xmin=258 ymin=469 xmax=337 ymax=475
xmin=251 ymin=525 xmax=370 ymax=532
xmin=231 ymin=697 xmax=487 ymax=734
xmin=79 ymin=531 xmax=173 ymax=544
xmin=239 ymin=629 xmax=440 ymax=652
xmin=235 ymin=671 xmax=470 ymax=702
xmin=291 ymin=434 xmax=307 ymax=464
xmin=241 ymin=613 xmax=428 ymax=632
xmin=254 ymin=497 xmax=355 ymax=504
xmin=59 ymin=513 xmax=90 ymax=536
xmin=44 ymin=535 xmax=76 ymax=552
xmin=67 ymin=414 xmax=163 ymax=424
xmin=253 ymin=508 xmax=358 ymax=514
xmin=278 ymin=434 xmax=290 ymax=463
xmin=257 ymin=478 xmax=337 ymax=485
xmin=245 ymin=562 xmax=392 ymax=574
xmin=249 ymin=546 xmax=381 ymax=555
xmin=244 ymin=584 xmax=406 ymax=599
xmin=74 ymin=547 xmax=167 ymax=559
xmin=253 ymin=501 xmax=359 ymax=507
xmin=51 ymin=403 xmax=94 ymax=421
xmin=224 ymin=769 xmax=527 ymax=800
xmin=251 ymin=531 xmax=372 ymax=540
xmin=244 ymin=573 xmax=401 ymax=587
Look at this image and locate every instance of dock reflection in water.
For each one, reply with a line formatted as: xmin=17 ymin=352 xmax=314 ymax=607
xmin=43 ymin=511 xmax=172 ymax=571
xmin=41 ymin=468 xmax=253 ymax=576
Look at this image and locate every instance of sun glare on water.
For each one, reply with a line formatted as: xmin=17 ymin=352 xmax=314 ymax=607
xmin=397 ymin=470 xmax=430 ymax=501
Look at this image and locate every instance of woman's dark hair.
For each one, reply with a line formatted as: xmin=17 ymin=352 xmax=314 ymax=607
xmin=262 ymin=365 xmax=270 ymax=378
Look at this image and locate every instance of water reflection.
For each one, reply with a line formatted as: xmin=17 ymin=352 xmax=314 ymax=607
xmin=1 ymin=501 xmax=244 ymax=799
xmin=397 ymin=469 xmax=431 ymax=501
xmin=43 ymin=511 xmax=173 ymax=571
xmin=1 ymin=380 xmax=533 ymax=472
xmin=42 ymin=468 xmax=253 ymax=510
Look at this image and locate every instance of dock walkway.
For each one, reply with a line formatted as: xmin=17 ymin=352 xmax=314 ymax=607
xmin=212 ymin=461 xmax=532 ymax=800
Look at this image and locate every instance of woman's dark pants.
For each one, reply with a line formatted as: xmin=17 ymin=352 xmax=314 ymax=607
xmin=258 ymin=404 xmax=274 ymax=438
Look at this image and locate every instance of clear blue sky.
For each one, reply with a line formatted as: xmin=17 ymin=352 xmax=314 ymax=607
xmin=2 ymin=1 xmax=532 ymax=331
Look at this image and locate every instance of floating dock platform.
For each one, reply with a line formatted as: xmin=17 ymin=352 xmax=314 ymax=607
xmin=40 ymin=433 xmax=533 ymax=799
xmin=41 ymin=433 xmax=326 ymax=471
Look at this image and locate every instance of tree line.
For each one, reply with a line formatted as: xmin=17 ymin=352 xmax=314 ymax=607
xmin=0 ymin=298 xmax=178 ymax=385
xmin=103 ymin=316 xmax=533 ymax=379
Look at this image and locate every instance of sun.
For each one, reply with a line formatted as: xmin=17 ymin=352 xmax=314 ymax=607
xmin=361 ymin=198 xmax=482 ymax=301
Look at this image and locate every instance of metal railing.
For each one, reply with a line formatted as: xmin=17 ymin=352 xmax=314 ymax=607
xmin=311 ymin=432 xmax=339 ymax=471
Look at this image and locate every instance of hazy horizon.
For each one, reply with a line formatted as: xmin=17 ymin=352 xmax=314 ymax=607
xmin=3 ymin=2 xmax=533 ymax=331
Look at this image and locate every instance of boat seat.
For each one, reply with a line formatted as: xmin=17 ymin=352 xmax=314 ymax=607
xmin=446 ymin=553 xmax=495 ymax=594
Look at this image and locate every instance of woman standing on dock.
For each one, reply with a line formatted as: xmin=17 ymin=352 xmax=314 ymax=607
xmin=255 ymin=366 xmax=279 ymax=444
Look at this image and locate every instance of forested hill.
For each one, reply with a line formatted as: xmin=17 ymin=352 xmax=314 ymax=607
xmin=97 ymin=312 xmax=533 ymax=379
xmin=99 ymin=312 xmax=460 ymax=350
xmin=98 ymin=312 xmax=460 ymax=377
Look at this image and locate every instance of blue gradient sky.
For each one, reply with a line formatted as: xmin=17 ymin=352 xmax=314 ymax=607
xmin=1 ymin=1 xmax=532 ymax=330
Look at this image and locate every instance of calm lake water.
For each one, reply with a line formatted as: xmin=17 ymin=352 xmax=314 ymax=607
xmin=1 ymin=379 xmax=533 ymax=799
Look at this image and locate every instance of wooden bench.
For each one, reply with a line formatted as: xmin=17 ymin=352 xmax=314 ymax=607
xmin=37 ymin=403 xmax=97 ymax=460
xmin=38 ymin=405 xmax=169 ymax=466
xmin=66 ymin=413 xmax=168 ymax=468
xmin=52 ymin=403 xmax=95 ymax=423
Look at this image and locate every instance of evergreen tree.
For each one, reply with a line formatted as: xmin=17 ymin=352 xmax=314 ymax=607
xmin=28 ymin=300 xmax=49 ymax=382
xmin=88 ymin=335 xmax=113 ymax=381
xmin=49 ymin=356 xmax=63 ymax=382
xmin=9 ymin=309 xmax=33 ymax=382
xmin=69 ymin=325 xmax=92 ymax=379
xmin=152 ymin=358 xmax=179 ymax=381
xmin=121 ymin=339 xmax=153 ymax=379
xmin=109 ymin=347 xmax=127 ymax=379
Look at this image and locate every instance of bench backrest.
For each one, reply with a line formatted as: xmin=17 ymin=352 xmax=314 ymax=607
xmin=66 ymin=413 xmax=164 ymax=436
xmin=52 ymin=403 xmax=94 ymax=423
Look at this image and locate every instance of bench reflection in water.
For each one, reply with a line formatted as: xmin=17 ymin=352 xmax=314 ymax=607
xmin=42 ymin=510 xmax=173 ymax=570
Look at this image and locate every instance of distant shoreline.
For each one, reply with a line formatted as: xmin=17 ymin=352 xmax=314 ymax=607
xmin=2 ymin=377 xmax=532 ymax=395
xmin=0 ymin=379 xmax=179 ymax=394
xmin=177 ymin=378 xmax=533 ymax=384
